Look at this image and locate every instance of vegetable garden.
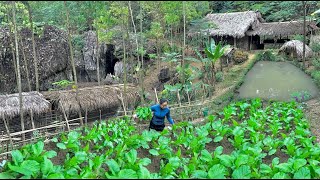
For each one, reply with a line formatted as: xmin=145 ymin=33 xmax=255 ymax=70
xmin=1 ymin=98 xmax=319 ymax=179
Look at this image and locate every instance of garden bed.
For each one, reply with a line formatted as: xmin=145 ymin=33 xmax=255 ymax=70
xmin=0 ymin=98 xmax=319 ymax=179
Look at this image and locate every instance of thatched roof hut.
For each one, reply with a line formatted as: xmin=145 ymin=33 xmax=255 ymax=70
xmin=42 ymin=84 xmax=140 ymax=115
xmin=0 ymin=91 xmax=51 ymax=120
xmin=279 ymin=40 xmax=313 ymax=59
xmin=190 ymin=11 xmax=265 ymax=38
xmin=246 ymin=20 xmax=320 ymax=37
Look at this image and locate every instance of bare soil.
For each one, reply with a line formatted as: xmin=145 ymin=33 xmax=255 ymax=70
xmin=304 ymin=98 xmax=320 ymax=143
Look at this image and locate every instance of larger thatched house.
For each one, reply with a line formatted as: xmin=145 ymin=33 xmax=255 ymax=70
xmin=188 ymin=11 xmax=319 ymax=51
xmin=0 ymin=91 xmax=51 ymax=133
xmin=188 ymin=11 xmax=265 ymax=50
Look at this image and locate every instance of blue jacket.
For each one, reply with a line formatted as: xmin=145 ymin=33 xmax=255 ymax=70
xmin=150 ymin=104 xmax=174 ymax=125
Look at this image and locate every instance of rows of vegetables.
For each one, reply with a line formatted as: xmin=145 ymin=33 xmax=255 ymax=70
xmin=0 ymin=98 xmax=320 ymax=179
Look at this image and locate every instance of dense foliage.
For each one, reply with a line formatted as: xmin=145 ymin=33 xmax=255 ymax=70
xmin=1 ymin=99 xmax=319 ymax=178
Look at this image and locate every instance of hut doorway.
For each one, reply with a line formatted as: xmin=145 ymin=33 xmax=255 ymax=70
xmin=105 ymin=44 xmax=119 ymax=75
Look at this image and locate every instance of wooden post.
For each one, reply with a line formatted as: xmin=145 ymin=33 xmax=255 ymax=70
xmin=250 ymin=36 xmax=252 ymax=51
xmin=186 ymin=90 xmax=191 ymax=105
xmin=177 ymin=90 xmax=183 ymax=121
xmin=154 ymin=88 xmax=159 ymax=104
xmin=99 ymin=110 xmax=102 ymax=122
xmin=85 ymin=108 xmax=88 ymax=126
xmin=59 ymin=102 xmax=70 ymax=131
xmin=118 ymin=93 xmax=127 ymax=116
xmin=2 ymin=115 xmax=13 ymax=149
xmin=177 ymin=91 xmax=182 ymax=107
xmin=30 ymin=109 xmax=35 ymax=129
xmin=234 ymin=37 xmax=237 ymax=48
xmin=1 ymin=131 xmax=4 ymax=154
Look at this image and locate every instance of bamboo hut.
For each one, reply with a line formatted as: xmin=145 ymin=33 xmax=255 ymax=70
xmin=188 ymin=11 xmax=265 ymax=50
xmin=0 ymin=91 xmax=51 ymax=134
xmin=42 ymin=84 xmax=140 ymax=121
xmin=279 ymin=40 xmax=313 ymax=59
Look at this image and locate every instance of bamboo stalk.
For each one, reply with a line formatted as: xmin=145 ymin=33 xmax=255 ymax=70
xmin=59 ymin=101 xmax=70 ymax=131
xmin=177 ymin=91 xmax=182 ymax=107
xmin=118 ymin=93 xmax=127 ymax=116
xmin=154 ymin=88 xmax=159 ymax=104
xmin=2 ymin=115 xmax=13 ymax=148
xmin=85 ymin=108 xmax=88 ymax=126
xmin=30 ymin=109 xmax=35 ymax=129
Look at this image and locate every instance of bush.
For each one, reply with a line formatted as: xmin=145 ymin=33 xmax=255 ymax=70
xmin=311 ymin=70 xmax=320 ymax=87
xmin=233 ymin=50 xmax=248 ymax=64
xmin=312 ymin=58 xmax=320 ymax=70
xmin=255 ymin=50 xmax=278 ymax=61
xmin=215 ymin=71 xmax=223 ymax=82
xmin=293 ymin=34 xmax=304 ymax=42
xmin=310 ymin=43 xmax=320 ymax=53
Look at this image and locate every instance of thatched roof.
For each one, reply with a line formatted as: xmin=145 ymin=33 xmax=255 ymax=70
xmin=42 ymin=84 xmax=140 ymax=115
xmin=189 ymin=11 xmax=265 ymax=38
xmin=279 ymin=40 xmax=313 ymax=58
xmin=246 ymin=20 xmax=320 ymax=37
xmin=0 ymin=91 xmax=51 ymax=119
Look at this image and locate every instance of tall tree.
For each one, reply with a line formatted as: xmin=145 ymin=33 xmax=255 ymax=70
xmin=181 ymin=1 xmax=186 ymax=85
xmin=23 ymin=1 xmax=40 ymax=91
xmin=64 ymin=1 xmax=83 ymax=126
xmin=303 ymin=1 xmax=306 ymax=68
xmin=12 ymin=1 xmax=25 ymax=142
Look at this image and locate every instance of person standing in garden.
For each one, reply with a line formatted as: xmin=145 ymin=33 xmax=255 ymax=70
xmin=149 ymin=98 xmax=174 ymax=131
xmin=133 ymin=98 xmax=174 ymax=132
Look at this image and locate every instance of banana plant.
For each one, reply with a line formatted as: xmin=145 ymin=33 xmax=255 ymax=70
xmin=204 ymin=38 xmax=229 ymax=86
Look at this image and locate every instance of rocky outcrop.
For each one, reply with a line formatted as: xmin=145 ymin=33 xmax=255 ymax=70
xmin=0 ymin=25 xmax=153 ymax=94
xmin=0 ymin=26 xmax=71 ymax=93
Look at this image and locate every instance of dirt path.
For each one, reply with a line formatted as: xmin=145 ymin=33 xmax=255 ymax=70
xmin=304 ymin=98 xmax=320 ymax=143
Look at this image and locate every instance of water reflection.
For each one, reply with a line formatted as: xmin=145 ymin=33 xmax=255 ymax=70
xmin=238 ymin=61 xmax=319 ymax=101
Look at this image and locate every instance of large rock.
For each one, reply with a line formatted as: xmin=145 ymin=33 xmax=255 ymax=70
xmin=0 ymin=25 xmax=71 ymax=93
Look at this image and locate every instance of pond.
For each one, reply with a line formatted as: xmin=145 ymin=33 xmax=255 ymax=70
xmin=237 ymin=61 xmax=319 ymax=101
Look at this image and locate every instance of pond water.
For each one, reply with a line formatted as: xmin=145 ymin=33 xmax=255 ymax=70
xmin=238 ymin=61 xmax=319 ymax=101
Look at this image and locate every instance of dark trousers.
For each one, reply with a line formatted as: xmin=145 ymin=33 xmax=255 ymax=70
xmin=149 ymin=120 xmax=165 ymax=132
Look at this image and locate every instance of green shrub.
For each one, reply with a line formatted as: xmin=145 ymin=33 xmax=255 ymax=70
xmin=312 ymin=58 xmax=320 ymax=70
xmin=233 ymin=50 xmax=248 ymax=64
xmin=256 ymin=50 xmax=278 ymax=61
xmin=310 ymin=43 xmax=320 ymax=53
xmin=293 ymin=34 xmax=304 ymax=42
xmin=311 ymin=70 xmax=320 ymax=87
xmin=215 ymin=71 xmax=223 ymax=82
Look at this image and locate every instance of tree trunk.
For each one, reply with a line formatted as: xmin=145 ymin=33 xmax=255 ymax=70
xmin=156 ymin=38 xmax=160 ymax=69
xmin=25 ymin=1 xmax=40 ymax=91
xmin=140 ymin=2 xmax=145 ymax=104
xmin=181 ymin=1 xmax=186 ymax=85
xmin=19 ymin=34 xmax=32 ymax=92
xmin=133 ymin=1 xmax=144 ymax=104
xmin=122 ymin=10 xmax=128 ymax=111
xmin=303 ymin=1 xmax=306 ymax=68
xmin=64 ymin=1 xmax=83 ymax=126
xmin=95 ymin=29 xmax=100 ymax=85
xmin=12 ymin=1 xmax=26 ymax=143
